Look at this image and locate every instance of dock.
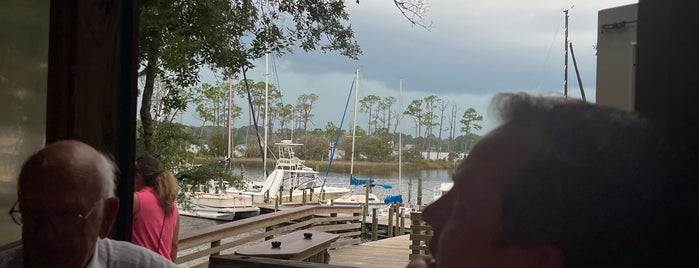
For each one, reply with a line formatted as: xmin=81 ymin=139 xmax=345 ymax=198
xmin=328 ymin=235 xmax=411 ymax=268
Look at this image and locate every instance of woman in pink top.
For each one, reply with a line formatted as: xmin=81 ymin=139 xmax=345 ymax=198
xmin=132 ymin=156 xmax=180 ymax=262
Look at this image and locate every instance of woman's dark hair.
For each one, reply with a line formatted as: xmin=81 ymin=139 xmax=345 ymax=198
xmin=493 ymin=93 xmax=671 ymax=267
xmin=136 ymin=155 xmax=178 ymax=216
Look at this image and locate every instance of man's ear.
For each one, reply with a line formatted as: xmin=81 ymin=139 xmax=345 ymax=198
xmin=99 ymin=197 xmax=120 ymax=238
xmin=531 ymin=245 xmax=566 ymax=268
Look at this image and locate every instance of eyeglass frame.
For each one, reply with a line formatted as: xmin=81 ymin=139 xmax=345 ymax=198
xmin=8 ymin=199 xmax=101 ymax=226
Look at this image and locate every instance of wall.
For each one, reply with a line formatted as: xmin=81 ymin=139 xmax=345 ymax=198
xmin=0 ymin=0 xmax=49 ymax=245
xmin=595 ymin=4 xmax=638 ymax=111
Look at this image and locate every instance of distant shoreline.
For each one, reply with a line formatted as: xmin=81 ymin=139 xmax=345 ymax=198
xmin=194 ymin=157 xmax=455 ymax=173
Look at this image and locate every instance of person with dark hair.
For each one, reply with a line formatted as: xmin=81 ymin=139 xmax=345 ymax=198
xmin=13 ymin=140 xmax=176 ymax=267
xmin=408 ymin=93 xmax=673 ymax=267
xmin=132 ymin=156 xmax=180 ymax=262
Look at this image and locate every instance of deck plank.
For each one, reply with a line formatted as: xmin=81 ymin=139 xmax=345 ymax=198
xmin=328 ymin=235 xmax=411 ymax=268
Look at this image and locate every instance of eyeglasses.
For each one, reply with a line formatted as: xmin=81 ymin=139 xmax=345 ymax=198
xmin=8 ymin=199 xmax=100 ymax=226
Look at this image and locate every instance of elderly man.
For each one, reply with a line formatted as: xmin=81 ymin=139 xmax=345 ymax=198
xmin=13 ymin=140 xmax=176 ymax=267
xmin=409 ymin=93 xmax=676 ymax=267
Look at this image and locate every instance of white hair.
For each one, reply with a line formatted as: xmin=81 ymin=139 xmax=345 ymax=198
xmin=95 ymin=152 xmax=117 ymax=198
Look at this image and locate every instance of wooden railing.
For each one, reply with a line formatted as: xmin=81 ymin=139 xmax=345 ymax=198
xmin=409 ymin=212 xmax=432 ymax=260
xmin=176 ymin=205 xmax=363 ymax=267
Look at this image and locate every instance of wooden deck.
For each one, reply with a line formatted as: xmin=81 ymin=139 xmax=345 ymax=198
xmin=328 ymin=235 xmax=411 ymax=268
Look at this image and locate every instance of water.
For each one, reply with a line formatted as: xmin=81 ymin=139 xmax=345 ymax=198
xmin=180 ymin=168 xmax=454 ymax=235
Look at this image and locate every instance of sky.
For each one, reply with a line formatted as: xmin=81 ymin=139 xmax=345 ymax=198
xmin=184 ymin=0 xmax=638 ymax=136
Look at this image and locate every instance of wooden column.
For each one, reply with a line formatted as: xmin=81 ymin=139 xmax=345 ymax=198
xmin=46 ymin=0 xmax=138 ymax=241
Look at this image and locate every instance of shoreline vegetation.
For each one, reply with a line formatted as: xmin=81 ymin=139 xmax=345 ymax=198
xmin=193 ymin=157 xmax=457 ymax=174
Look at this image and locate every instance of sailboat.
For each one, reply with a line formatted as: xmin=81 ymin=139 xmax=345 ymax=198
xmin=177 ymin=79 xmax=261 ymax=221
xmin=225 ymin=52 xmax=350 ymax=204
xmin=332 ymin=69 xmax=403 ymax=210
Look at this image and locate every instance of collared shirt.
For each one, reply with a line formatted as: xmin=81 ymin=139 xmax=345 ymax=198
xmin=86 ymin=238 xmax=177 ymax=268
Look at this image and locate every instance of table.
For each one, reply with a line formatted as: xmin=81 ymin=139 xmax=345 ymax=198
xmin=235 ymin=230 xmax=340 ymax=263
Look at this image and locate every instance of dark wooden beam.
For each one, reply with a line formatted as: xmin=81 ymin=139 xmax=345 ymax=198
xmin=46 ymin=0 xmax=138 ymax=241
xmin=635 ymin=0 xmax=699 ymax=265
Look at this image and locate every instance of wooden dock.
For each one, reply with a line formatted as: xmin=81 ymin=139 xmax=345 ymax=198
xmin=328 ymin=235 xmax=411 ymax=268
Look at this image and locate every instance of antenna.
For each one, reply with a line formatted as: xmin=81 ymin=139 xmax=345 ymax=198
xmin=563 ymin=8 xmax=569 ymax=99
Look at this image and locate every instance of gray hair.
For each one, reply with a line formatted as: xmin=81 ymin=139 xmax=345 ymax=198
xmin=95 ymin=152 xmax=117 ymax=199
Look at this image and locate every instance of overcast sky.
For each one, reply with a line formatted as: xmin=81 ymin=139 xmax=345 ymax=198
xmin=186 ymin=0 xmax=638 ymax=136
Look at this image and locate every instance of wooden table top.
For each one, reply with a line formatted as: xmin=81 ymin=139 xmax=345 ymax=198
xmin=235 ymin=230 xmax=339 ymax=260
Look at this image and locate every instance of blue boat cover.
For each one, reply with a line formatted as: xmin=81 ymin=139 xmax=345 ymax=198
xmin=350 ymin=175 xmax=375 ymax=186
xmin=384 ymin=195 xmax=403 ymax=204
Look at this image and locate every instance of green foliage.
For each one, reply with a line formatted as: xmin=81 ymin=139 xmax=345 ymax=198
xmin=296 ymin=93 xmax=319 ymax=131
xmin=402 ymin=145 xmax=423 ymax=163
xmin=207 ymin=133 xmax=227 ymax=157
xmin=447 ymin=151 xmax=462 ymax=162
xmin=460 ymin=107 xmax=483 ymax=151
xmin=176 ymin=164 xmax=246 ymax=194
xmin=138 ymin=0 xmax=361 ymax=156
xmin=404 ymin=99 xmax=424 ymax=137
xmin=355 ymin=135 xmax=394 ymax=162
xmin=136 ymin=120 xmax=197 ymax=172
xmin=359 ymin=94 xmax=382 ymax=134
xmin=296 ymin=134 xmax=330 ymax=161
xmin=234 ymin=80 xmax=282 ymax=124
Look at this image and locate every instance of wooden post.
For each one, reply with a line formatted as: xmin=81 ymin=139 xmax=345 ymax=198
xmin=410 ymin=212 xmax=422 ymax=259
xmin=309 ymin=188 xmax=314 ymax=202
xmin=289 ymin=188 xmax=293 ymax=202
xmin=362 ymin=181 xmax=369 ymax=239
xmin=387 ymin=205 xmax=394 ymax=237
xmin=302 ymin=189 xmax=307 ymax=204
xmin=371 ymin=208 xmax=378 ymax=241
xmin=399 ymin=208 xmax=406 ymax=235
xmin=395 ymin=204 xmax=402 ymax=235
xmin=211 ymin=240 xmax=221 ymax=256
xmin=417 ymin=177 xmax=423 ymax=206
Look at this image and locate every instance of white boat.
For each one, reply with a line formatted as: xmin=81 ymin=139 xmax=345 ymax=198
xmin=178 ymin=203 xmax=260 ymax=221
xmin=332 ymin=69 xmax=403 ymax=210
xmin=178 ymin=190 xmax=261 ymax=221
xmin=432 ymin=182 xmax=453 ymax=202
xmin=226 ymin=140 xmax=351 ymax=203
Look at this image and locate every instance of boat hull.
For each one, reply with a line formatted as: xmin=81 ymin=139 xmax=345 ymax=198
xmin=179 ymin=204 xmax=260 ymax=221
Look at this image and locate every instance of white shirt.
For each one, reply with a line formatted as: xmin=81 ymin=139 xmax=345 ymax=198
xmin=86 ymin=238 xmax=177 ymax=268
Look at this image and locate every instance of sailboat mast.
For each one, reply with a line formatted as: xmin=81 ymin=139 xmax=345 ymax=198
xmin=263 ymin=48 xmax=270 ymax=175
xmin=350 ymin=69 xmax=359 ymax=175
xmin=227 ymin=78 xmax=233 ymax=160
xmin=563 ymin=8 xmax=569 ymax=99
xmin=398 ymin=79 xmax=403 ymax=197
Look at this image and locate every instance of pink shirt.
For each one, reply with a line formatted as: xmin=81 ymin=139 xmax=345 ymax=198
xmin=132 ymin=187 xmax=179 ymax=261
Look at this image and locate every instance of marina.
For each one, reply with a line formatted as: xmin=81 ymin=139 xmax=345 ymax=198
xmin=177 ymin=203 xmax=427 ymax=268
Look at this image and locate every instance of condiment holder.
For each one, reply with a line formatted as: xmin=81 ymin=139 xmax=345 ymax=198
xmin=303 ymin=232 xmax=313 ymax=239
xmin=271 ymin=241 xmax=282 ymax=248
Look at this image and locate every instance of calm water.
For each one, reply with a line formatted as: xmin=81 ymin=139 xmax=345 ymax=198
xmin=180 ymin=168 xmax=454 ymax=235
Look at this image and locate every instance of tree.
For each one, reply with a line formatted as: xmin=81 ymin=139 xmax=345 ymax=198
xmin=379 ymin=96 xmax=397 ymax=130
xmin=460 ymin=107 xmax=483 ymax=152
xmin=404 ymin=99 xmax=424 ymax=137
xmin=138 ymin=0 xmax=362 ymax=155
xmin=296 ymin=93 xmax=319 ymax=131
xmin=389 ymin=0 xmax=432 ymax=29
xmin=422 ymin=95 xmax=439 ymax=160
xmin=136 ymin=120 xmax=197 ymax=172
xmin=359 ymin=94 xmax=382 ymax=135
xmin=234 ymin=80 xmax=282 ymax=130
xmin=194 ymin=83 xmax=228 ymax=129
xmin=448 ymin=102 xmax=459 ymax=152
xmin=297 ymin=134 xmax=330 ymax=161
xmin=276 ymin=103 xmax=295 ymax=139
xmin=436 ymin=98 xmax=448 ymax=152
